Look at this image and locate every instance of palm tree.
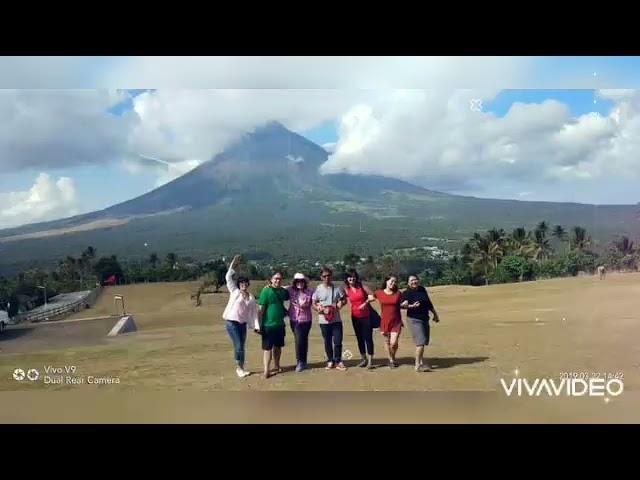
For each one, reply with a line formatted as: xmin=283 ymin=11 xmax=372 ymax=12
xmin=486 ymin=228 xmax=506 ymax=244
xmin=83 ymin=246 xmax=96 ymax=261
xmin=471 ymin=233 xmax=492 ymax=286
xmin=552 ymin=225 xmax=565 ymax=240
xmin=508 ymin=227 xmax=531 ymax=256
xmin=166 ymin=252 xmax=178 ymax=268
xmin=488 ymin=239 xmax=504 ymax=270
xmin=614 ymin=236 xmax=635 ymax=255
xmin=528 ymin=229 xmax=553 ymax=262
xmin=461 ymin=242 xmax=473 ymax=263
xmin=149 ymin=253 xmax=159 ymax=268
xmin=570 ymin=226 xmax=591 ymax=251
xmin=536 ymin=221 xmax=549 ymax=239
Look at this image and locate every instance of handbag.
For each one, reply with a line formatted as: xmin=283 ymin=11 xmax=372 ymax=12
xmin=322 ymin=286 xmax=337 ymax=322
xmin=369 ymin=306 xmax=381 ymax=329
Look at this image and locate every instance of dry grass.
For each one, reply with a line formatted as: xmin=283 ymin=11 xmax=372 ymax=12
xmin=1 ymin=273 xmax=639 ymax=393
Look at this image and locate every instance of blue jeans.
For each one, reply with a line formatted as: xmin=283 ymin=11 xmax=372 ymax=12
xmin=225 ymin=320 xmax=247 ymax=365
xmin=319 ymin=322 xmax=343 ymax=363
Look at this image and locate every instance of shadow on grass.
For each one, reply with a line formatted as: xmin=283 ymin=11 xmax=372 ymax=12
xmin=0 ymin=326 xmax=34 ymax=342
xmin=276 ymin=356 xmax=488 ymax=373
xmin=395 ymin=356 xmax=489 ymax=369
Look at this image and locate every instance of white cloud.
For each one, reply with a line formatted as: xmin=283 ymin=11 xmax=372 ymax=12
xmin=103 ymin=56 xmax=531 ymax=89
xmin=320 ymin=89 xmax=640 ymax=198
xmin=122 ymin=154 xmax=201 ymax=188
xmin=322 ymin=142 xmax=337 ymax=153
xmin=0 ymin=173 xmax=79 ymax=228
xmin=127 ymin=89 xmax=364 ymax=165
xmin=2 ymin=74 xmax=640 ymax=220
xmin=0 ymin=90 xmax=130 ymax=173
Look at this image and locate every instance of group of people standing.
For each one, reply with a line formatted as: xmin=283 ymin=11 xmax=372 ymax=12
xmin=221 ymin=255 xmax=440 ymax=379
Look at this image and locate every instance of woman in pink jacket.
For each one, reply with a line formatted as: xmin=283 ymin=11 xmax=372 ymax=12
xmin=285 ymin=273 xmax=314 ymax=372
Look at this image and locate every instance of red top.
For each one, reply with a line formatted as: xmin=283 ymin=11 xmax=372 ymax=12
xmin=345 ymin=286 xmax=370 ymax=319
xmin=375 ymin=290 xmax=402 ymax=332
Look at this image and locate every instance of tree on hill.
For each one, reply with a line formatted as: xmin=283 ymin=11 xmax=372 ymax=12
xmin=613 ymin=236 xmax=635 ymax=255
xmin=552 ymin=225 xmax=567 ymax=253
xmin=343 ymin=253 xmax=360 ymax=267
xmin=570 ymin=226 xmax=591 ymax=251
xmin=536 ymin=221 xmax=549 ymax=239
xmin=528 ymin=228 xmax=553 ymax=262
xmin=93 ymin=255 xmax=124 ymax=284
xmin=166 ymin=252 xmax=178 ymax=268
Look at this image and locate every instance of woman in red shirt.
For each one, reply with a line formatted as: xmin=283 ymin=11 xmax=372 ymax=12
xmin=344 ymin=269 xmax=376 ymax=369
xmin=375 ymin=275 xmax=403 ymax=368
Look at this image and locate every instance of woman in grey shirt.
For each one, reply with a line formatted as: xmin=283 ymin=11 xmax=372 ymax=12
xmin=312 ymin=266 xmax=348 ymax=371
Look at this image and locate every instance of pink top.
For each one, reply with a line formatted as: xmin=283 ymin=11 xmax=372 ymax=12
xmin=286 ymin=286 xmax=313 ymax=323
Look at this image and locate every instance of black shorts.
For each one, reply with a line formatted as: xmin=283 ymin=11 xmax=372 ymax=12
xmin=261 ymin=325 xmax=286 ymax=350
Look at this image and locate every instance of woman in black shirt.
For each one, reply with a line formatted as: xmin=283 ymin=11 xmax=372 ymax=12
xmin=400 ymin=275 xmax=440 ymax=372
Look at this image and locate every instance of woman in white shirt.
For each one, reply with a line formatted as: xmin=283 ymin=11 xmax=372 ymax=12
xmin=222 ymin=255 xmax=259 ymax=378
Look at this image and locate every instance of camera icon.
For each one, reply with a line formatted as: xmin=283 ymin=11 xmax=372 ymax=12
xmin=27 ymin=369 xmax=40 ymax=381
xmin=13 ymin=368 xmax=26 ymax=381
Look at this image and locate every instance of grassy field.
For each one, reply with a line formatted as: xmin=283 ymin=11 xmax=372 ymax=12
xmin=1 ymin=273 xmax=639 ymax=395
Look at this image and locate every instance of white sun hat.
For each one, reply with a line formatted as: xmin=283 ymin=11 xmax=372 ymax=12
xmin=293 ymin=273 xmax=307 ymax=281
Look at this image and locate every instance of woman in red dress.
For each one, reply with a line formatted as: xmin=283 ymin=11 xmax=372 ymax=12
xmin=374 ymin=275 xmax=402 ymax=368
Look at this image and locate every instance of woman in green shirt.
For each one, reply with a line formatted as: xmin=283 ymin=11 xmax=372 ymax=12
xmin=257 ymin=271 xmax=290 ymax=379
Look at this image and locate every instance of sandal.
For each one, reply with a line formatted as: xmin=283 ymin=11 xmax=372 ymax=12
xmin=335 ymin=362 xmax=347 ymax=371
xmin=325 ymin=362 xmax=334 ymax=370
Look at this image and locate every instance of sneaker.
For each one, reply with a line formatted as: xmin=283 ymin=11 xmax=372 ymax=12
xmin=336 ymin=362 xmax=347 ymax=371
xmin=236 ymin=368 xmax=250 ymax=378
xmin=295 ymin=362 xmax=304 ymax=373
xmin=389 ymin=360 xmax=397 ymax=369
xmin=325 ymin=362 xmax=334 ymax=370
xmin=357 ymin=358 xmax=368 ymax=368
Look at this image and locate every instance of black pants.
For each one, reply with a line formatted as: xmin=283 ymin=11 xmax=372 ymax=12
xmin=319 ymin=322 xmax=343 ymax=363
xmin=352 ymin=316 xmax=374 ymax=356
xmin=290 ymin=320 xmax=312 ymax=364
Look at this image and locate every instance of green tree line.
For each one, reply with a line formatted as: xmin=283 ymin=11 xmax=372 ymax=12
xmin=1 ymin=224 xmax=638 ymax=318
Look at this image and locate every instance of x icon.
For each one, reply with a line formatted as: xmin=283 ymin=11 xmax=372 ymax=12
xmin=469 ymin=99 xmax=483 ymax=112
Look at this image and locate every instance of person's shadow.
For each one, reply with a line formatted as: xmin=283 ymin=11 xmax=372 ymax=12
xmin=0 ymin=326 xmax=33 ymax=342
xmin=278 ymin=356 xmax=488 ymax=373
xmin=394 ymin=356 xmax=489 ymax=369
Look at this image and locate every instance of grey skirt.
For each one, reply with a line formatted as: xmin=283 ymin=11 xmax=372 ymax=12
xmin=408 ymin=317 xmax=430 ymax=346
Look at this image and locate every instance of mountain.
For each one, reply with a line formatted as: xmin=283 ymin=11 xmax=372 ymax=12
xmin=1 ymin=121 xmax=639 ymax=274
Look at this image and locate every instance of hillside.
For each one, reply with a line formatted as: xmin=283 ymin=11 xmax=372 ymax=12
xmin=1 ymin=121 xmax=638 ymax=274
